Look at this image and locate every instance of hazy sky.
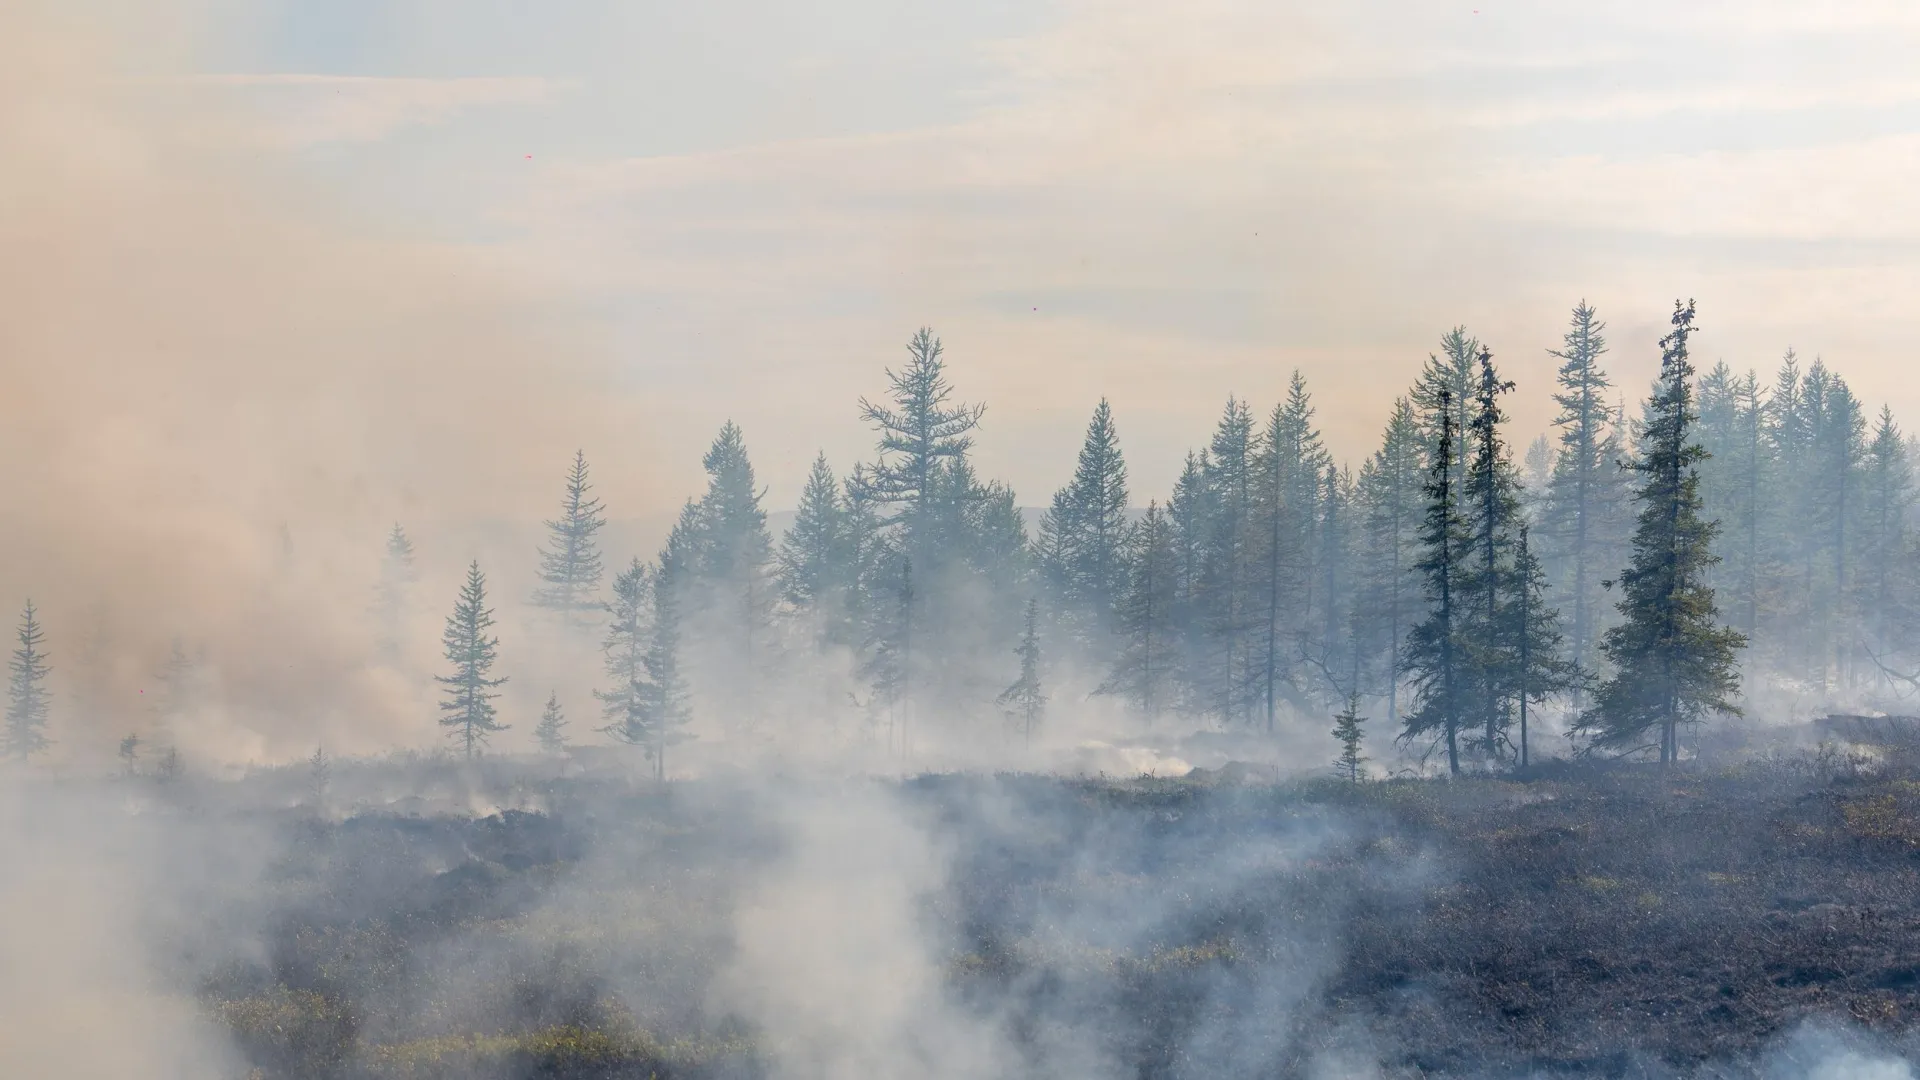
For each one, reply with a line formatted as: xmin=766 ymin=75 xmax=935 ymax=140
xmin=141 ymin=1 xmax=1920 ymax=503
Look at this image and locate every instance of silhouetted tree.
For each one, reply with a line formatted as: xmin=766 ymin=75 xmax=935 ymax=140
xmin=536 ymin=693 xmax=568 ymax=753
xmin=3 ymin=600 xmax=51 ymax=759
xmin=1578 ymin=302 xmax=1745 ymax=764
xmin=1038 ymin=399 xmax=1130 ymax=643
xmin=1332 ymin=694 xmax=1367 ymax=782
xmin=438 ymin=561 xmax=508 ymax=758
xmin=535 ymin=450 xmax=608 ymax=620
xmin=1102 ymin=502 xmax=1178 ymax=719
xmin=1402 ymin=389 xmax=1470 ymax=775
xmin=998 ymin=597 xmax=1047 ymax=747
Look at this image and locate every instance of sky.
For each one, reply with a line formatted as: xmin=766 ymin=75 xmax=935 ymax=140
xmin=60 ymin=1 xmax=1920 ymax=505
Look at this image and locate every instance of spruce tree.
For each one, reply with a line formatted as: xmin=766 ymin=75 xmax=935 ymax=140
xmin=780 ymin=454 xmax=848 ymax=616
xmin=1412 ymin=328 xmax=1481 ymax=494
xmin=437 ymin=561 xmax=509 ymax=758
xmin=597 ymin=559 xmax=651 ymax=745
xmin=1539 ymin=302 xmax=1628 ymax=685
xmin=1401 ymin=388 xmax=1470 ymax=775
xmin=1509 ymin=523 xmax=1580 ymax=768
xmin=1255 ymin=373 xmax=1326 ymax=729
xmin=1200 ymin=397 xmax=1261 ymax=726
xmin=643 ymin=510 xmax=697 ymax=780
xmin=3 ymin=601 xmax=51 ymax=759
xmin=998 ymin=597 xmax=1047 ymax=747
xmin=1461 ymin=347 xmax=1519 ymax=758
xmin=1578 ymin=302 xmax=1745 ymax=764
xmin=534 ymin=450 xmax=608 ymax=619
xmin=1860 ymin=407 xmax=1913 ymax=676
xmin=536 ymin=693 xmax=569 ymax=752
xmin=1166 ymin=451 xmax=1214 ymax=717
xmin=856 ymin=327 xmax=985 ymax=551
xmin=1102 ymin=501 xmax=1178 ymax=719
xmin=1332 ymin=694 xmax=1367 ymax=783
xmin=119 ymin=732 xmax=140 ymax=774
xmin=1355 ymin=399 xmax=1425 ymax=727
xmin=1037 ymin=399 xmax=1130 ymax=640
xmin=376 ymin=523 xmax=418 ymax=659
xmin=693 ymin=422 xmax=777 ymax=734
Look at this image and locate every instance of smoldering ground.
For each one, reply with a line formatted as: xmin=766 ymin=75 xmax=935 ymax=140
xmin=17 ymin=750 xmax=1920 ymax=1079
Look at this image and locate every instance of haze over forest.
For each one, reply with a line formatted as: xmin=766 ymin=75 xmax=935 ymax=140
xmin=12 ymin=5 xmax=1920 ymax=1080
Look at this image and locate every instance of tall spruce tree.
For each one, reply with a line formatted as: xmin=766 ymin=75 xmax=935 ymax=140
xmin=1356 ymin=399 xmax=1425 ymax=726
xmin=597 ymin=559 xmax=651 ymax=745
xmin=438 ymin=562 xmax=508 ymax=757
xmin=1037 ymin=399 xmax=1131 ymax=642
xmin=1167 ymin=451 xmax=1213 ymax=717
xmin=1413 ymin=328 xmax=1481 ymax=494
xmin=3 ymin=601 xmax=51 ymax=759
xmin=1509 ymin=523 xmax=1578 ymax=768
xmin=780 ymin=454 xmax=849 ymax=625
xmin=1255 ymin=373 xmax=1327 ymax=729
xmin=856 ymin=327 xmax=985 ymax=552
xmin=693 ymin=422 xmax=778 ymax=734
xmin=1860 ymin=407 xmax=1914 ymax=677
xmin=1402 ymin=388 xmax=1470 ymax=774
xmin=535 ymin=450 xmax=608 ymax=619
xmin=641 ymin=506 xmax=698 ymax=780
xmin=1102 ymin=501 xmax=1178 ymax=719
xmin=1578 ymin=302 xmax=1745 ymax=764
xmin=1539 ymin=302 xmax=1629 ymax=686
xmin=1461 ymin=347 xmax=1520 ymax=758
xmin=998 ymin=598 xmax=1047 ymax=747
xmin=1201 ymin=398 xmax=1261 ymax=726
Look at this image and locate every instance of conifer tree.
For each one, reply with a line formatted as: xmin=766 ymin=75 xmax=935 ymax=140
xmin=780 ymin=454 xmax=849 ymax=618
xmin=1402 ymin=389 xmax=1470 ymax=774
xmin=1255 ymin=373 xmax=1327 ymax=729
xmin=3 ymin=601 xmax=51 ymax=759
xmin=535 ymin=450 xmax=608 ymax=619
xmin=438 ymin=561 xmax=509 ymax=758
xmin=643 ymin=504 xmax=701 ymax=773
xmin=597 ymin=558 xmax=652 ymax=746
xmin=119 ymin=732 xmax=140 ymax=774
xmin=1037 ymin=399 xmax=1130 ymax=640
xmin=1166 ymin=451 xmax=1213 ymax=716
xmin=1860 ymin=407 xmax=1914 ymax=674
xmin=1509 ymin=523 xmax=1579 ymax=768
xmin=999 ymin=598 xmax=1047 ymax=747
xmin=856 ymin=328 xmax=985 ymax=552
xmin=1578 ymin=302 xmax=1745 ymax=764
xmin=1102 ymin=502 xmax=1179 ymax=719
xmin=1695 ymin=364 xmax=1767 ymax=641
xmin=1412 ymin=328 xmax=1481 ymax=491
xmin=536 ymin=693 xmax=569 ymax=752
xmin=1539 ymin=302 xmax=1630 ymax=684
xmin=1355 ymin=399 xmax=1425 ymax=726
xmin=692 ymin=422 xmax=777 ymax=733
xmin=1461 ymin=347 xmax=1519 ymax=758
xmin=1332 ymin=694 xmax=1367 ymax=783
xmin=1200 ymin=397 xmax=1261 ymax=726
xmin=376 ymin=523 xmax=418 ymax=658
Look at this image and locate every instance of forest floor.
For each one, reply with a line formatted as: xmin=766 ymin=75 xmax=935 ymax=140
xmin=185 ymin=725 xmax=1920 ymax=1079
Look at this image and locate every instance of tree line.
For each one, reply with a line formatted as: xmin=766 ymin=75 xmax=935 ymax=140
xmin=421 ymin=299 xmax=1819 ymax=774
xmin=5 ymin=298 xmax=1908 ymax=776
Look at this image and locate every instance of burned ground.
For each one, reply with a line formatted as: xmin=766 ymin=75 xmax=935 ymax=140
xmin=175 ymin=745 xmax=1920 ymax=1079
